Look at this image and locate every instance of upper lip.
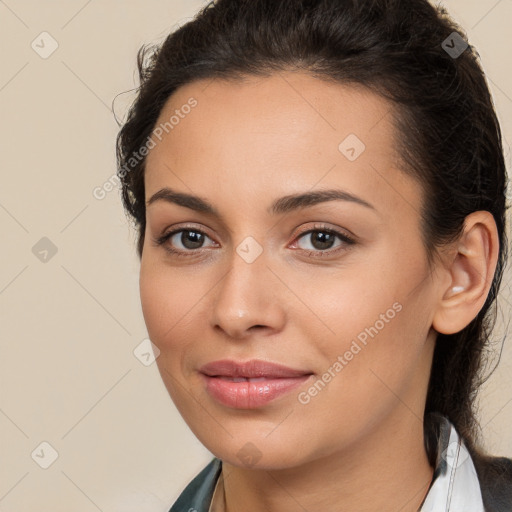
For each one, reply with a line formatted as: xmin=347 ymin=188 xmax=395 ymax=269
xmin=199 ymin=359 xmax=312 ymax=378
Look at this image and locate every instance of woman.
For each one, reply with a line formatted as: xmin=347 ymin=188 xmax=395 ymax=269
xmin=116 ymin=0 xmax=512 ymax=510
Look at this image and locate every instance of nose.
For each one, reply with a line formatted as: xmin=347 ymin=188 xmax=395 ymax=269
xmin=210 ymin=247 xmax=287 ymax=340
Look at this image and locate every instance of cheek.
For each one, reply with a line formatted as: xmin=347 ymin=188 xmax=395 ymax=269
xmin=300 ymin=264 xmax=402 ymax=349
xmin=312 ymin=292 xmax=409 ymax=394
xmin=139 ymin=264 xmax=204 ymax=403
xmin=297 ymin=301 xmax=428 ymax=442
xmin=139 ymin=262 xmax=200 ymax=351
xmin=302 ymin=253 xmax=432 ymax=390
xmin=139 ymin=265 xmax=167 ymax=342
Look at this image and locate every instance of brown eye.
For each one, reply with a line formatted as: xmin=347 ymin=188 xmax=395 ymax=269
xmin=173 ymin=230 xmax=206 ymax=250
xmin=298 ymin=231 xmax=338 ymax=251
xmin=294 ymin=226 xmax=356 ymax=258
xmin=153 ymin=226 xmax=218 ymax=257
xmin=295 ymin=229 xmax=354 ymax=254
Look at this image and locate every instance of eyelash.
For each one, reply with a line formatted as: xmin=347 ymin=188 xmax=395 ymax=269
xmin=152 ymin=223 xmax=356 ymax=259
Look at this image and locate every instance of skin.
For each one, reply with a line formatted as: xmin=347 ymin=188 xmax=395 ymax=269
xmin=139 ymin=70 xmax=499 ymax=512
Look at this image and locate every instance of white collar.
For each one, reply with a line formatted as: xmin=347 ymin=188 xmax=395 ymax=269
xmin=420 ymin=416 xmax=484 ymax=511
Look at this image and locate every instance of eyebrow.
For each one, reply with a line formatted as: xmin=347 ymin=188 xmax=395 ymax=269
xmin=146 ymin=187 xmax=376 ymax=217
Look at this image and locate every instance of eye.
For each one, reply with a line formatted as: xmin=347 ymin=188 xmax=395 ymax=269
xmin=292 ymin=225 xmax=355 ymax=257
xmin=152 ymin=223 xmax=356 ymax=259
xmin=152 ymin=226 xmax=217 ymax=256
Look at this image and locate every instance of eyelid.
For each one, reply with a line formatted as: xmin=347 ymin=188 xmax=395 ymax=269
xmin=156 ymin=222 xmax=215 ymax=241
xmin=293 ymin=222 xmax=356 ymax=242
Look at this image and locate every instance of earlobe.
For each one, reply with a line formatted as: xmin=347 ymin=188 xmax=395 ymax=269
xmin=432 ymin=211 xmax=499 ymax=335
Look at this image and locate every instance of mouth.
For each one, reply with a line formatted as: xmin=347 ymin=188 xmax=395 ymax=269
xmin=215 ymin=376 xmax=269 ymax=382
xmin=199 ymin=359 xmax=312 ymax=379
xmin=199 ymin=359 xmax=314 ymax=409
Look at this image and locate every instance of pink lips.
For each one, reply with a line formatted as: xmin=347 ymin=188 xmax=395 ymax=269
xmin=199 ymin=359 xmax=313 ymax=409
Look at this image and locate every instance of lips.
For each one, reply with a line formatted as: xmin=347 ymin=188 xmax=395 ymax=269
xmin=199 ymin=359 xmax=313 ymax=409
xmin=217 ymin=376 xmax=268 ymax=382
xmin=199 ymin=359 xmax=311 ymax=379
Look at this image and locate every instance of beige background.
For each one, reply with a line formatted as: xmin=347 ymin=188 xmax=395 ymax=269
xmin=1 ymin=1 xmax=511 ymax=510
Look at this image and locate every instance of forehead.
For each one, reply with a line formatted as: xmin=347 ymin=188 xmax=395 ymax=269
xmin=147 ymin=71 xmax=396 ymax=159
xmin=144 ymin=71 xmax=421 ymax=221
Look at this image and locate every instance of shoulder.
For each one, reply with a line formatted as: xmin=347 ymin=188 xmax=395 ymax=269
xmin=472 ymin=453 xmax=512 ymax=512
xmin=168 ymin=457 xmax=222 ymax=512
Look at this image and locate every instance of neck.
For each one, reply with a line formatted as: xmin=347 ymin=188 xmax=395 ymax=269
xmin=221 ymin=411 xmax=434 ymax=512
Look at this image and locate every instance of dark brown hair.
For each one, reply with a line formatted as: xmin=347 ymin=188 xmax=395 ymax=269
xmin=116 ymin=0 xmax=511 ymax=502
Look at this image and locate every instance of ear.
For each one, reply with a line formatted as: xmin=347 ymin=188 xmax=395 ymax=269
xmin=432 ymin=211 xmax=500 ymax=335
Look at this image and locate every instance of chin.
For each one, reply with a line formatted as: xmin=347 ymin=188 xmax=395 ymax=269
xmin=194 ymin=430 xmax=312 ymax=470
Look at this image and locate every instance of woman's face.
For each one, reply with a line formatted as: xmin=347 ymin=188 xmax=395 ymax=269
xmin=140 ymin=71 xmax=441 ymax=469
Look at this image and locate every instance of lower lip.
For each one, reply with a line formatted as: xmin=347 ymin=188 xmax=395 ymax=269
xmin=201 ymin=374 xmax=312 ymax=409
